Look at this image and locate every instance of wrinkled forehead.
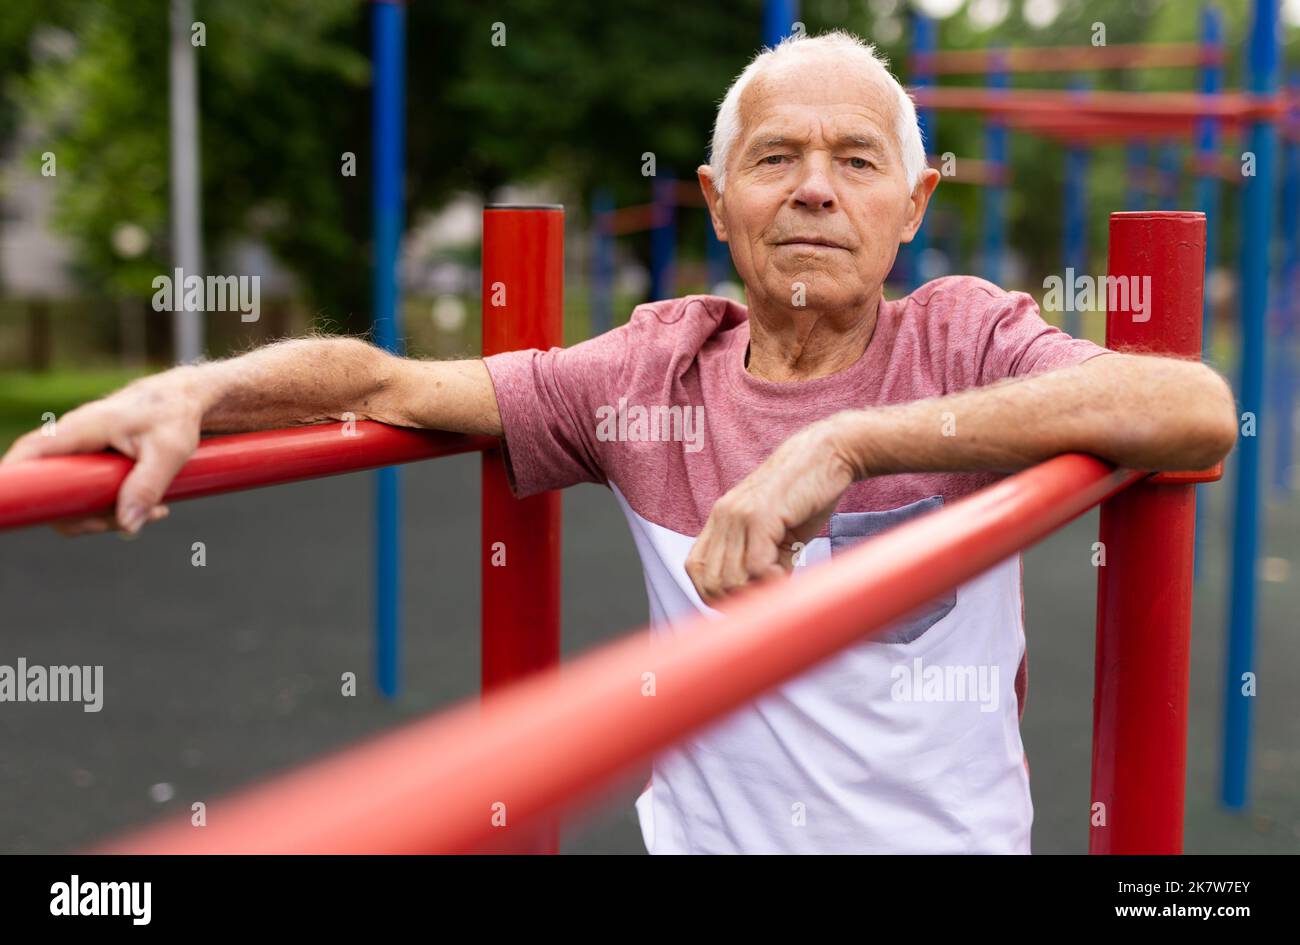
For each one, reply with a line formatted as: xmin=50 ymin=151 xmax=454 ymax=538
xmin=737 ymin=54 xmax=901 ymax=152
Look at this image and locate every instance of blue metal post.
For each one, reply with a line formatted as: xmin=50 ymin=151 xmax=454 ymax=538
xmin=591 ymin=188 xmax=615 ymax=336
xmin=763 ymin=0 xmax=799 ymax=47
xmin=1193 ymin=4 xmax=1223 ymax=577
xmin=371 ymin=0 xmax=405 ymax=699
xmin=1159 ymin=140 xmax=1181 ymax=210
xmin=1223 ymin=0 xmax=1279 ymax=810
xmin=980 ymin=51 xmax=1008 ymax=284
xmin=649 ymin=172 xmax=677 ymax=301
xmin=1271 ymin=73 xmax=1299 ymax=496
xmin=1125 ymin=142 xmax=1148 ymax=211
xmin=1062 ymin=76 xmax=1090 ymax=338
xmin=910 ymin=14 xmax=935 ymax=290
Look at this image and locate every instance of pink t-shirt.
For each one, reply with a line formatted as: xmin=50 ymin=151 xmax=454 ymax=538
xmin=483 ymin=275 xmax=1111 ymax=853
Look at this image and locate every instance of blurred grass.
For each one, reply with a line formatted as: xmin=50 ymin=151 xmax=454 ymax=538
xmin=0 ymin=368 xmax=148 ymax=452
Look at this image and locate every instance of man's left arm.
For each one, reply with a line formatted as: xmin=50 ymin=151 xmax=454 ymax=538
xmin=833 ymin=352 xmax=1237 ymax=477
xmin=683 ymin=353 xmax=1238 ymax=604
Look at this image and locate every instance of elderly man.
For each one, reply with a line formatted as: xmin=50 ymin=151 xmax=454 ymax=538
xmin=5 ymin=31 xmax=1236 ymax=854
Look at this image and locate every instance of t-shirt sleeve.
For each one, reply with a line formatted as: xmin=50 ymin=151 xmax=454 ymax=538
xmin=481 ymin=325 xmax=629 ymax=499
xmin=975 ymin=290 xmax=1114 ymax=385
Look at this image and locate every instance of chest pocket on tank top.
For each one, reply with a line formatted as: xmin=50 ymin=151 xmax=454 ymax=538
xmin=828 ymin=494 xmax=956 ymax=645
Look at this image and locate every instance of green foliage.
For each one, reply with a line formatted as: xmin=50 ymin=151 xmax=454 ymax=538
xmin=18 ymin=5 xmax=171 ymax=297
xmin=12 ymin=0 xmax=370 ymax=324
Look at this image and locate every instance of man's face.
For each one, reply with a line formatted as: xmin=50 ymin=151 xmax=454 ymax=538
xmin=700 ymin=56 xmax=939 ymax=314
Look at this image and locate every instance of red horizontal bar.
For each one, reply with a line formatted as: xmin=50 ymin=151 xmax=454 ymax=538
xmin=598 ymin=203 xmax=656 ymax=236
xmin=927 ymin=154 xmax=1008 ymax=185
xmin=912 ymin=88 xmax=1283 ymax=126
xmin=912 ymin=43 xmax=1220 ymax=76
xmin=1001 ymin=112 xmax=1201 ymax=140
xmin=674 ymin=181 xmax=707 ymax=207
xmin=595 ymin=184 xmax=706 ymax=236
xmin=0 ymin=421 xmax=494 ymax=532
xmin=97 ymin=453 xmax=1142 ymax=854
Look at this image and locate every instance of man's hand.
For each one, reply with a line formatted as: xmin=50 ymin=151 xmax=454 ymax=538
xmin=1 ymin=369 xmax=203 ymax=535
xmin=684 ymin=419 xmax=856 ymax=606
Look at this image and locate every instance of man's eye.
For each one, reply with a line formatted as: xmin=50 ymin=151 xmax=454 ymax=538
xmin=848 ymin=157 xmax=870 ymax=169
xmin=762 ymin=155 xmax=785 ymax=165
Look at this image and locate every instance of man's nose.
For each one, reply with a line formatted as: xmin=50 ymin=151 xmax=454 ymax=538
xmin=791 ymin=156 xmax=836 ymax=210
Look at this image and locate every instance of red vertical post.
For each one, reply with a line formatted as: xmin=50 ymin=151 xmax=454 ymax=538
xmin=481 ymin=204 xmax=564 ymax=853
xmin=1090 ymin=211 xmax=1208 ymax=854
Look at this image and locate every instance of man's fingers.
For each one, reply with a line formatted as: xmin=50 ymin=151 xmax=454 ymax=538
xmin=744 ymin=512 xmax=787 ymax=579
xmin=715 ymin=508 xmax=753 ymax=599
xmin=1 ymin=431 xmax=43 ymax=464
xmin=692 ymin=506 xmax=747 ymax=605
xmin=688 ymin=500 xmax=786 ymax=606
xmin=686 ymin=520 xmax=728 ymax=605
xmin=50 ymin=503 xmax=169 ymax=538
xmin=3 ymin=429 xmax=68 ymax=464
xmin=1 ymin=409 xmax=111 ymax=465
xmin=115 ymin=437 xmax=192 ymax=534
xmin=52 ymin=513 xmax=117 ymax=537
xmin=685 ymin=539 xmax=716 ymax=604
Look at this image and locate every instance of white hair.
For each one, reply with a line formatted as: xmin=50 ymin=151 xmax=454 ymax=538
xmin=708 ymin=30 xmax=927 ymax=194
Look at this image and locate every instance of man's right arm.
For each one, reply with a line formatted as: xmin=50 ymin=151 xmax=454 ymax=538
xmin=0 ymin=336 xmax=503 ymax=534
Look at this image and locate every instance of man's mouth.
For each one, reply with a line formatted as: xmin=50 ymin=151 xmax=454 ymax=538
xmin=775 ymin=237 xmax=850 ymax=251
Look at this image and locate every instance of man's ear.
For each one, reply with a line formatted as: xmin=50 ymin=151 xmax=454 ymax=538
xmin=899 ymin=167 xmax=941 ymax=244
xmin=697 ymin=165 xmax=728 ymax=243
